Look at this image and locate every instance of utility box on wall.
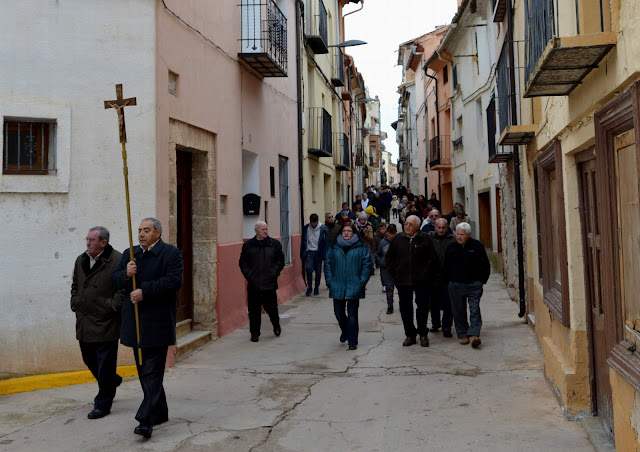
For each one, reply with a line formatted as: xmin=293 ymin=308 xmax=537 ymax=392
xmin=242 ymin=193 xmax=261 ymax=215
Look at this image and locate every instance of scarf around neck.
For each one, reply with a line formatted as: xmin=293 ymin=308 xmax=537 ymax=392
xmin=337 ymin=234 xmax=360 ymax=248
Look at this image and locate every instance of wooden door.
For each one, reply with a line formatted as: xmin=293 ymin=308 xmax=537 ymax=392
xmin=477 ymin=191 xmax=492 ymax=247
xmin=578 ymin=155 xmax=612 ymax=436
xmin=176 ymin=151 xmax=193 ymax=323
xmin=495 ymin=187 xmax=502 ymax=253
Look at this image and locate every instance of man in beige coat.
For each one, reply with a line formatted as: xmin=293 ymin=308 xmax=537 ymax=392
xmin=71 ymin=226 xmax=123 ymax=419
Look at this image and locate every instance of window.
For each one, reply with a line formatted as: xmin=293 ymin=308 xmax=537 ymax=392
xmin=168 ymin=71 xmax=178 ymax=96
xmin=3 ymin=119 xmax=56 ymax=174
xmin=533 ymin=166 xmax=542 ymax=283
xmin=443 ymin=64 xmax=448 ymax=85
xmin=536 ymin=141 xmax=569 ymax=326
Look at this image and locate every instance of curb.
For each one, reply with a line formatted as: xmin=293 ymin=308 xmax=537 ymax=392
xmin=0 ymin=365 xmax=138 ymax=396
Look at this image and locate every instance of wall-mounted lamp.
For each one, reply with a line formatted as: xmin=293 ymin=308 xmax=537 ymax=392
xmin=356 ymin=97 xmax=376 ymax=103
xmin=328 ymin=39 xmax=367 ymax=48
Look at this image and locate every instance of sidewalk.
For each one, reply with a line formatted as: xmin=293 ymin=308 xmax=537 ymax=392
xmin=0 ymin=274 xmax=594 ymax=451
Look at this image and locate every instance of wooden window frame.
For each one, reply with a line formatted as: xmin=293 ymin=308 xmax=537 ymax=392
xmin=594 ymin=81 xmax=640 ymax=391
xmin=533 ymin=165 xmax=543 ymax=283
xmin=536 ymin=140 xmax=570 ymax=326
xmin=3 ymin=120 xmax=53 ymax=175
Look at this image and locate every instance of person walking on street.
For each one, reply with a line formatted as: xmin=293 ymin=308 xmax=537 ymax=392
xmin=324 ymin=223 xmax=374 ymax=350
xmin=239 ymin=221 xmax=285 ymax=342
xmin=386 ymin=215 xmax=438 ymax=347
xmin=111 ymin=218 xmax=183 ymax=439
xmin=378 ymin=224 xmax=398 ymax=314
xmin=443 ymin=222 xmax=491 ymax=348
xmin=301 ymin=213 xmax=329 ymax=296
xmin=71 ymin=226 xmax=124 ymax=420
xmin=391 ymin=195 xmax=399 ymax=219
xmin=325 ymin=212 xmax=340 ymax=246
xmin=428 ymin=219 xmax=455 ymax=337
xmin=355 ymin=212 xmax=374 ymax=257
xmin=373 ymin=222 xmax=387 ymax=290
xmin=449 ymin=207 xmax=471 ymax=232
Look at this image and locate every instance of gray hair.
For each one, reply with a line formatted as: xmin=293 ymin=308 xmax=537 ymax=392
xmin=357 ymin=212 xmax=368 ymax=220
xmin=435 ymin=218 xmax=448 ymax=227
xmin=254 ymin=221 xmax=267 ymax=231
xmin=406 ymin=215 xmax=421 ymax=227
xmin=89 ymin=226 xmax=110 ymax=242
xmin=325 ymin=212 xmax=333 ymax=217
xmin=456 ymin=222 xmax=472 ymax=235
xmin=142 ymin=217 xmax=162 ymax=232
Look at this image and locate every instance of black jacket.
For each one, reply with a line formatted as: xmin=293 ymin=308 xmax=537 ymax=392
xmin=71 ymin=245 xmax=123 ymax=342
xmin=239 ymin=236 xmax=285 ymax=291
xmin=443 ymin=237 xmax=491 ymax=285
xmin=385 ymin=232 xmax=438 ymax=287
xmin=111 ymin=239 xmax=183 ymax=348
xmin=428 ymin=231 xmax=455 ymax=286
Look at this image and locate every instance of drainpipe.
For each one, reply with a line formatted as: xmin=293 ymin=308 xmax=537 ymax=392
xmin=506 ymin=0 xmax=526 ymax=318
xmin=296 ymin=0 xmax=305 ymax=234
xmin=424 ymin=68 xmax=441 ymax=203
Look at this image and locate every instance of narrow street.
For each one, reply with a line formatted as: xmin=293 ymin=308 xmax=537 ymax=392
xmin=0 ymin=274 xmax=593 ymax=451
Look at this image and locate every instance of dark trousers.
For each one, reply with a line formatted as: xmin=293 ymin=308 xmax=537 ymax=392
xmin=248 ymin=286 xmax=280 ymax=336
xmin=305 ymin=251 xmax=322 ymax=289
xmin=392 ymin=208 xmax=398 ymax=218
xmin=431 ymin=284 xmax=453 ymax=331
xmin=333 ymin=299 xmax=359 ymax=347
xmin=380 ymin=267 xmax=395 ymax=307
xmin=133 ymin=346 xmax=169 ymax=426
xmin=448 ymin=281 xmax=484 ymax=339
xmin=397 ymin=283 xmax=430 ymax=337
xmin=79 ymin=340 xmax=121 ymax=411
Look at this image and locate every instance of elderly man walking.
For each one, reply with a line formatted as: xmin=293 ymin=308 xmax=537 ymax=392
xmin=386 ymin=215 xmax=438 ymax=347
xmin=239 ymin=221 xmax=285 ymax=342
xmin=428 ymin=218 xmax=455 ymax=337
xmin=443 ymin=222 xmax=491 ymax=348
xmin=71 ymin=226 xmax=123 ymax=420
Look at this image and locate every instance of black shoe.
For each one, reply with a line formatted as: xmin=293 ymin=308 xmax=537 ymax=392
xmin=339 ymin=332 xmax=347 ymax=343
xmin=420 ymin=335 xmax=430 ymax=347
xmin=348 ymin=345 xmax=357 ymax=350
xmin=443 ymin=329 xmax=453 ymax=338
xmin=134 ymin=424 xmax=153 ymax=438
xmin=273 ymin=326 xmax=281 ymax=337
xmin=305 ymin=288 xmax=312 ymax=296
xmin=87 ymin=408 xmax=110 ymax=419
xmin=430 ymin=326 xmax=441 ymax=333
xmin=250 ymin=335 xmax=259 ymax=342
xmin=386 ymin=307 xmax=394 ymax=314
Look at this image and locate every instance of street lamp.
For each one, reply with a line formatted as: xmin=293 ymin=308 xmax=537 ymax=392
xmin=327 ymin=39 xmax=367 ymax=48
xmin=356 ymin=97 xmax=376 ymax=103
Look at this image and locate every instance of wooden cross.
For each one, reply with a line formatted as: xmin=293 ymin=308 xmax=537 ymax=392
xmin=104 ymin=84 xmax=137 ymax=143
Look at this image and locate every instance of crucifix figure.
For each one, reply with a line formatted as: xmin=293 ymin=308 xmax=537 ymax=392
xmin=104 ymin=84 xmax=137 ymax=143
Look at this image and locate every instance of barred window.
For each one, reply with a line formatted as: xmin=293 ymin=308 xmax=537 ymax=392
xmin=3 ymin=119 xmax=56 ymax=174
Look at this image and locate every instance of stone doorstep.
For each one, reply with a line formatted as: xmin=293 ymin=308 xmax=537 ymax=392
xmin=581 ymin=417 xmax=616 ymax=452
xmin=175 ymin=329 xmax=212 ymax=360
xmin=176 ymin=319 xmax=193 ymax=338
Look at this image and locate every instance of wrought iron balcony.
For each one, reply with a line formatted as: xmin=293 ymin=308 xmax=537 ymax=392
xmin=306 ymin=0 xmax=328 ymax=54
xmin=238 ymin=0 xmax=287 ymax=77
xmin=331 ymin=47 xmax=345 ymax=87
xmin=429 ymin=135 xmax=451 ymax=169
xmin=334 ymin=133 xmax=349 ymax=171
xmin=308 ymin=107 xmax=332 ymax=158
xmin=453 ymin=136 xmax=463 ymax=150
xmin=487 ymin=97 xmax=512 ymax=163
xmin=524 ymin=0 xmax=615 ymax=97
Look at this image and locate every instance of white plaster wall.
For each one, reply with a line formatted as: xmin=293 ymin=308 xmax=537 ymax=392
xmin=0 ymin=0 xmax=156 ymax=375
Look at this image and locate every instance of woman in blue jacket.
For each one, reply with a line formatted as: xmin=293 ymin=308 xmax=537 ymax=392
xmin=324 ymin=223 xmax=374 ymax=350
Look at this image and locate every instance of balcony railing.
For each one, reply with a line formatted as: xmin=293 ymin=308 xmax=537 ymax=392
xmin=487 ymin=97 xmax=512 ymax=163
xmin=308 ymin=107 xmax=332 ymax=158
xmin=429 ymin=135 xmax=451 ymax=168
xmin=453 ymin=136 xmax=463 ymax=150
xmin=238 ymin=1 xmax=287 ymax=77
xmin=306 ymin=0 xmax=328 ymax=54
xmin=524 ymin=0 xmax=615 ymax=97
xmin=331 ymin=47 xmax=345 ymax=87
xmin=334 ymin=132 xmax=349 ymax=171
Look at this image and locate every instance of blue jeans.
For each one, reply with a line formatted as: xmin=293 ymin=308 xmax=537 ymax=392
xmin=397 ymin=283 xmax=430 ymax=337
xmin=305 ymin=251 xmax=322 ymax=289
xmin=448 ymin=281 xmax=484 ymax=338
xmin=333 ymin=299 xmax=359 ymax=347
xmin=380 ymin=267 xmax=395 ymax=307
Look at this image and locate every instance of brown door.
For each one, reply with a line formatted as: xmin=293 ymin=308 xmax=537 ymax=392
xmin=477 ymin=191 xmax=492 ymax=247
xmin=578 ymin=155 xmax=613 ymax=437
xmin=495 ymin=187 xmax=502 ymax=253
xmin=176 ymin=150 xmax=193 ymax=323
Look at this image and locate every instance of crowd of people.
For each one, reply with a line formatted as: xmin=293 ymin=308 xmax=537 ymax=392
xmin=296 ymin=184 xmax=491 ymax=352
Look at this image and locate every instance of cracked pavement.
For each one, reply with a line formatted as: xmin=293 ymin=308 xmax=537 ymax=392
xmin=0 ymin=274 xmax=594 ymax=451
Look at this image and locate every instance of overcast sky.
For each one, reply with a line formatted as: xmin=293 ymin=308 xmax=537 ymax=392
xmin=344 ymin=0 xmax=459 ymax=163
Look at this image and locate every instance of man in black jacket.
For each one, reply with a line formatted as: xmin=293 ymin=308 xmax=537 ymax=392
xmin=443 ymin=222 xmax=490 ymax=349
xmin=239 ymin=221 xmax=285 ymax=342
xmin=386 ymin=215 xmax=438 ymax=347
xmin=71 ymin=226 xmax=123 ymax=420
xmin=428 ymin=219 xmax=455 ymax=338
xmin=112 ymin=218 xmax=183 ymax=438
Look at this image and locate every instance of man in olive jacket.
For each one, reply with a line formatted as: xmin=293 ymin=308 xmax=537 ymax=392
xmin=239 ymin=221 xmax=285 ymax=342
xmin=111 ymin=218 xmax=183 ymax=438
xmin=386 ymin=215 xmax=438 ymax=347
xmin=71 ymin=226 xmax=123 ymax=420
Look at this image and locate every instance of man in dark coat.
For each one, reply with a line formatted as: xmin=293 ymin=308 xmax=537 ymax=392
xmin=111 ymin=218 xmax=183 ymax=438
xmin=325 ymin=212 xmax=340 ymax=246
xmin=443 ymin=222 xmax=491 ymax=349
xmin=300 ymin=213 xmax=329 ymax=296
xmin=71 ymin=226 xmax=123 ymax=420
xmin=239 ymin=221 xmax=285 ymax=342
xmin=428 ymin=218 xmax=456 ymax=338
xmin=386 ymin=215 xmax=438 ymax=347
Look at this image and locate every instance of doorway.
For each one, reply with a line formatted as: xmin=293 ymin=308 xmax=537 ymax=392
xmin=495 ymin=187 xmax=503 ymax=253
xmin=176 ymin=150 xmax=193 ymax=323
xmin=477 ymin=191 xmax=492 ymax=247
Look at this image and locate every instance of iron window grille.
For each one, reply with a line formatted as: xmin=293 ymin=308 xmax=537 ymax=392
xmin=3 ymin=119 xmax=56 ymax=175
